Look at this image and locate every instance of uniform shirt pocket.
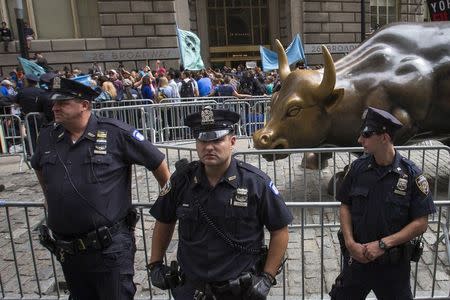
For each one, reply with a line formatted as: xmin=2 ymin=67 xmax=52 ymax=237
xmin=40 ymin=153 xmax=58 ymax=182
xmin=348 ymin=186 xmax=369 ymax=217
xmin=386 ymin=194 xmax=410 ymax=230
xmin=83 ymin=154 xmax=113 ymax=183
xmin=225 ymin=204 xmax=258 ymax=240
xmin=176 ymin=206 xmax=198 ymax=241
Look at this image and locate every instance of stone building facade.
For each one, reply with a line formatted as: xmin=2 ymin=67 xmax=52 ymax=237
xmin=0 ymin=0 xmax=428 ymax=75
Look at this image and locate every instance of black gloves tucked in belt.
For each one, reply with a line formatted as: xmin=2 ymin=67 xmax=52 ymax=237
xmin=148 ymin=261 xmax=171 ymax=290
xmin=246 ymin=272 xmax=276 ymax=300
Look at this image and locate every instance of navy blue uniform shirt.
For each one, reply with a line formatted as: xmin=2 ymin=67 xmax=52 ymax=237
xmin=31 ymin=114 xmax=165 ymax=237
xmin=150 ymin=158 xmax=293 ymax=283
xmin=337 ymin=151 xmax=436 ymax=244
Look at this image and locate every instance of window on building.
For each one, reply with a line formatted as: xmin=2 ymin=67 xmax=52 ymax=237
xmin=2 ymin=0 xmax=100 ymax=39
xmin=207 ymin=0 xmax=269 ymax=47
xmin=370 ymin=0 xmax=398 ymax=30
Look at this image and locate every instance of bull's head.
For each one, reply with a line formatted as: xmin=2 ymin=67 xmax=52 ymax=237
xmin=253 ymin=40 xmax=343 ymax=159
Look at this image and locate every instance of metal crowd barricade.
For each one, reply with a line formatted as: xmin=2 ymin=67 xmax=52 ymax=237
xmin=0 ymin=114 xmax=28 ymax=170
xmin=92 ymin=99 xmax=154 ymax=109
xmin=24 ymin=112 xmax=44 ymax=156
xmin=0 ymin=200 xmax=448 ymax=300
xmin=160 ymin=96 xmax=236 ymax=103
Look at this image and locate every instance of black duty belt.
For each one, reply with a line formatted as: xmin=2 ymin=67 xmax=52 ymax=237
xmin=188 ymin=272 xmax=253 ymax=297
xmin=54 ymin=219 xmax=128 ymax=255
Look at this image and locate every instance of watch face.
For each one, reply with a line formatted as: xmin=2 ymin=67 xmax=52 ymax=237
xmin=379 ymin=240 xmax=386 ymax=249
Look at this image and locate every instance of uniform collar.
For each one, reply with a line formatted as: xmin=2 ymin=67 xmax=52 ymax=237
xmin=192 ymin=158 xmax=239 ymax=189
xmin=52 ymin=113 xmax=98 ymax=143
xmin=365 ymin=151 xmax=404 ymax=175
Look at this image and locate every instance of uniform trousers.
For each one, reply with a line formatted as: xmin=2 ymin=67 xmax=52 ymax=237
xmin=330 ymin=257 xmax=413 ymax=300
xmin=60 ymin=230 xmax=136 ymax=300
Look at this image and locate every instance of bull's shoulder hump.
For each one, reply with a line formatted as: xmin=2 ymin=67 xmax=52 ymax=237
xmin=236 ymin=160 xmax=270 ymax=181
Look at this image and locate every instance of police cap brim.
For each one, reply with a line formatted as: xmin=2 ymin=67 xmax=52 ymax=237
xmin=196 ymin=129 xmax=232 ymax=142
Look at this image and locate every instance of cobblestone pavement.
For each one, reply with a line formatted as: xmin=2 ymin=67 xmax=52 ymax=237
xmin=0 ymin=141 xmax=449 ymax=299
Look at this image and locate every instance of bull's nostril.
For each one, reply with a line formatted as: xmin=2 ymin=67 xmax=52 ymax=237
xmin=260 ymin=134 xmax=270 ymax=145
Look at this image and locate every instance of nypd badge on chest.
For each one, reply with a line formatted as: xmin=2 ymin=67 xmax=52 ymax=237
xmin=394 ymin=177 xmax=408 ymax=196
xmin=232 ymin=188 xmax=248 ymax=207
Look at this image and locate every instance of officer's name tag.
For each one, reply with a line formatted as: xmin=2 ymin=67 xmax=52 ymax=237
xmin=231 ymin=188 xmax=248 ymax=207
xmin=394 ymin=189 xmax=406 ymax=196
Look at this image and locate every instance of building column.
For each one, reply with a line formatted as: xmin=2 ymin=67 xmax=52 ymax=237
xmin=196 ymin=0 xmax=209 ymax=67
xmin=289 ymin=0 xmax=303 ymax=39
xmin=268 ymin=0 xmax=280 ymax=49
xmin=175 ymin=0 xmax=190 ymax=30
xmin=0 ymin=0 xmax=9 ymax=26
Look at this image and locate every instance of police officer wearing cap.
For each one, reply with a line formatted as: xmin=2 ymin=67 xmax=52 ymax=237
xmin=31 ymin=77 xmax=170 ymax=299
xmin=149 ymin=106 xmax=293 ymax=299
xmin=330 ymin=107 xmax=436 ymax=299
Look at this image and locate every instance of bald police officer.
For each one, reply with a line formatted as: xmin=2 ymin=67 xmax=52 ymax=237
xmin=149 ymin=107 xmax=293 ymax=299
xmin=330 ymin=107 xmax=436 ymax=299
xmin=31 ymin=77 xmax=170 ymax=299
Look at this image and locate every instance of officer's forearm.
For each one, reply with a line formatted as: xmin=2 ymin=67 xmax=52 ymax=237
xmin=382 ymin=216 xmax=428 ymax=248
xmin=264 ymin=226 xmax=289 ymax=277
xmin=150 ymin=220 xmax=176 ymax=263
xmin=339 ymin=204 xmax=355 ymax=247
xmin=152 ymin=160 xmax=171 ymax=188
xmin=34 ymin=170 xmax=48 ymax=209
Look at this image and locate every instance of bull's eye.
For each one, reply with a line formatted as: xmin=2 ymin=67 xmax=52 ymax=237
xmin=286 ymin=106 xmax=302 ymax=117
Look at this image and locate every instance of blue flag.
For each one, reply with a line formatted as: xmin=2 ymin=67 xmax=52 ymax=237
xmin=17 ymin=57 xmax=46 ymax=78
xmin=177 ymin=28 xmax=205 ymax=70
xmin=72 ymin=75 xmax=92 ymax=87
xmin=260 ymin=34 xmax=307 ymax=72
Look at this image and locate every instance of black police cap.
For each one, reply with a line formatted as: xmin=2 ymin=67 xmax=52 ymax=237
xmin=361 ymin=107 xmax=403 ymax=135
xmin=39 ymin=72 xmax=58 ymax=84
xmin=49 ymin=77 xmax=99 ymax=101
xmin=184 ymin=106 xmax=240 ymax=141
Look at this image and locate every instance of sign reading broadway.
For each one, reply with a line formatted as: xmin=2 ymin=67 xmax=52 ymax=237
xmin=427 ymin=0 xmax=450 ymax=21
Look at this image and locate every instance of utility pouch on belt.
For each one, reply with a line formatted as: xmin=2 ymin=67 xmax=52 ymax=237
xmin=96 ymin=226 xmax=113 ymax=248
xmin=125 ymin=207 xmax=139 ymax=230
xmin=165 ymin=260 xmax=182 ymax=289
xmin=407 ymin=237 xmax=423 ymax=262
xmin=38 ymin=224 xmax=57 ymax=254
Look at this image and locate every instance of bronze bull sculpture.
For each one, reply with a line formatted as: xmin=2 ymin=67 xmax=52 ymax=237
xmin=253 ymin=22 xmax=450 ymax=163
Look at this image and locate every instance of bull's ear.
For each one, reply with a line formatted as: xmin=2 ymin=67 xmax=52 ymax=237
xmin=323 ymin=88 xmax=344 ymax=112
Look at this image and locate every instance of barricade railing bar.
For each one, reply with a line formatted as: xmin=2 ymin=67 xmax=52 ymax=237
xmin=0 ymin=200 xmax=448 ymax=300
xmin=92 ymin=99 xmax=154 ymax=109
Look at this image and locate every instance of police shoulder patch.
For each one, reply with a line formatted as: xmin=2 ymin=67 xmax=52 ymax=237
xmin=269 ymin=181 xmax=279 ymax=196
xmin=132 ymin=130 xmax=145 ymax=142
xmin=415 ymin=175 xmax=429 ymax=196
xmin=159 ymin=180 xmax=172 ymax=196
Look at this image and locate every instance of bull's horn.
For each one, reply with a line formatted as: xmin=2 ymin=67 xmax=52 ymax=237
xmin=275 ymin=39 xmax=290 ymax=81
xmin=315 ymin=45 xmax=336 ymax=100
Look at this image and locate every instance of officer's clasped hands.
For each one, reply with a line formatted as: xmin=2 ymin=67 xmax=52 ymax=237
xmin=246 ymin=272 xmax=275 ymax=300
xmin=148 ymin=261 xmax=171 ymax=290
xmin=347 ymin=241 xmax=370 ymax=263
xmin=363 ymin=240 xmax=385 ymax=261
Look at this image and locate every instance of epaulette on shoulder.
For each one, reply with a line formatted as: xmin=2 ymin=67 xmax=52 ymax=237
xmin=98 ymin=117 xmax=133 ymax=131
xmin=236 ymin=160 xmax=269 ymax=180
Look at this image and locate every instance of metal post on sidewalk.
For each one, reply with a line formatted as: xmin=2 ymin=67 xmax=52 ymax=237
xmin=14 ymin=0 xmax=29 ymax=59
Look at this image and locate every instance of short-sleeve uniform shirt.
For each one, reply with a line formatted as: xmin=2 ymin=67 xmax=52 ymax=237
xmin=150 ymin=158 xmax=293 ymax=282
xmin=31 ymin=114 xmax=165 ymax=237
xmin=337 ymin=151 xmax=436 ymax=243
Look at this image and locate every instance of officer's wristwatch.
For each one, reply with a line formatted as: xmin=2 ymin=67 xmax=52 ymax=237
xmin=378 ymin=239 xmax=388 ymax=250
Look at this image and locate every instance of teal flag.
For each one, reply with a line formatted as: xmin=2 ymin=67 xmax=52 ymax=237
xmin=17 ymin=57 xmax=46 ymax=77
xmin=177 ymin=28 xmax=205 ymax=70
xmin=259 ymin=34 xmax=307 ymax=72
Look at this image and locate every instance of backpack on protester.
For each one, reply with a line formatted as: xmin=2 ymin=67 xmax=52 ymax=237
xmin=156 ymin=88 xmax=168 ymax=103
xmin=179 ymin=80 xmax=194 ymax=98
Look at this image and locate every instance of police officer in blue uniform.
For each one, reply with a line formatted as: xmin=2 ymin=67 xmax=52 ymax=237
xmin=149 ymin=106 xmax=293 ymax=299
xmin=330 ymin=107 xmax=436 ymax=299
xmin=31 ymin=77 xmax=170 ymax=300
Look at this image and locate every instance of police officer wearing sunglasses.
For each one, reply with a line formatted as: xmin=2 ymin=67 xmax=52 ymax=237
xmin=149 ymin=106 xmax=293 ymax=299
xmin=330 ymin=107 xmax=436 ymax=299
